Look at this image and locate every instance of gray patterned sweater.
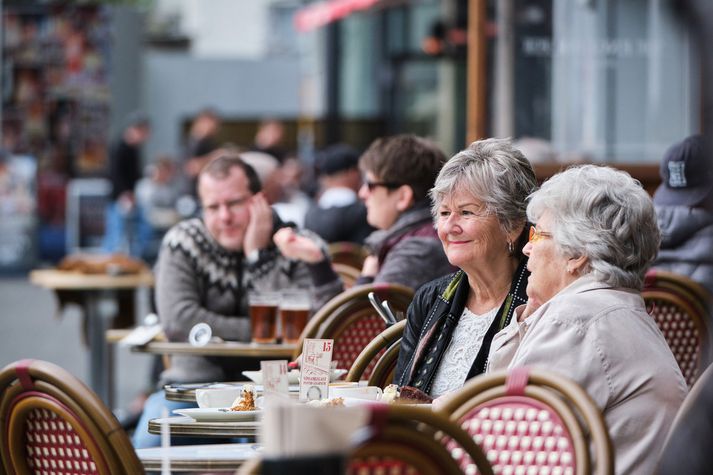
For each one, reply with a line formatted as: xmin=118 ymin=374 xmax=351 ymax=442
xmin=155 ymin=218 xmax=315 ymax=384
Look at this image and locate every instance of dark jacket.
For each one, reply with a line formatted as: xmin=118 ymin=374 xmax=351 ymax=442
xmin=654 ymin=205 xmax=713 ymax=296
xmin=108 ymin=138 xmax=142 ymax=200
xmin=394 ymin=258 xmax=529 ymax=395
xmin=304 ymin=201 xmax=374 ymax=244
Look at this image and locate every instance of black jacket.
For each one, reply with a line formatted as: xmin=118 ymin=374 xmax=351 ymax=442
xmin=304 ymin=201 xmax=374 ymax=244
xmin=394 ymin=258 xmax=529 ymax=395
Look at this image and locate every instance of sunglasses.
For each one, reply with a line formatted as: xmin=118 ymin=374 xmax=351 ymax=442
xmin=528 ymin=225 xmax=553 ymax=243
xmin=363 ymin=180 xmax=403 ymax=192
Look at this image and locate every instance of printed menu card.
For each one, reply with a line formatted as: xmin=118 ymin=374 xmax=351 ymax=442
xmin=299 ymin=338 xmax=334 ymax=401
xmin=261 ymin=360 xmax=289 ymax=396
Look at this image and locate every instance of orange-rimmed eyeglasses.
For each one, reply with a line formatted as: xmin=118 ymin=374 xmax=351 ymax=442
xmin=528 ymin=225 xmax=553 ymax=243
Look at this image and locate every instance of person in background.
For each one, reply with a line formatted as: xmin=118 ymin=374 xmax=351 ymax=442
xmin=487 ymin=165 xmax=686 ymax=474
xmin=274 ymin=134 xmax=454 ymax=302
xmin=103 ymin=111 xmax=151 ymax=257
xmin=251 ymin=118 xmax=287 ymax=163
xmin=183 ymin=108 xmax=222 ymax=198
xmin=304 ymin=143 xmax=375 ymax=244
xmin=132 ymin=153 xmax=316 ymax=448
xmin=394 ymin=138 xmax=535 ymax=399
xmin=652 ymin=134 xmax=713 ymax=296
xmin=134 ymin=156 xmax=182 ymax=263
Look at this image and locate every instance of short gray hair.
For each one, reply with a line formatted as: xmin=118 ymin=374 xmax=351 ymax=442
xmin=528 ymin=165 xmax=660 ymax=289
xmin=430 ymin=138 xmax=537 ymax=235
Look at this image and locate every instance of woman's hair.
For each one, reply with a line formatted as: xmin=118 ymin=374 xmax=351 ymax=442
xmin=430 ymin=138 xmax=537 ymax=236
xmin=359 ymin=134 xmax=447 ymax=203
xmin=527 ymin=165 xmax=661 ymax=289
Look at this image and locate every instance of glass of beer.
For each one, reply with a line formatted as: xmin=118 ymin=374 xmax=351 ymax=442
xmin=279 ymin=289 xmax=311 ymax=344
xmin=249 ymin=291 xmax=280 ymax=344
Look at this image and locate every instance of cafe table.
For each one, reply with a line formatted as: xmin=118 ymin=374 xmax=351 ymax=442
xmin=136 ymin=442 xmax=260 ymax=472
xmin=148 ymin=415 xmax=260 ymax=438
xmin=164 ymin=382 xmax=301 ymax=403
xmin=28 ymin=268 xmax=154 ymax=407
xmin=131 ymin=340 xmax=297 ymax=358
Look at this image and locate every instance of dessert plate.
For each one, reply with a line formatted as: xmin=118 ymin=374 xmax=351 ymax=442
xmin=173 ymin=408 xmax=261 ymax=422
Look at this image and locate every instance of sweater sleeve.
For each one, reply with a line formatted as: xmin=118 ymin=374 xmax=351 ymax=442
xmin=155 ymin=246 xmax=251 ymax=342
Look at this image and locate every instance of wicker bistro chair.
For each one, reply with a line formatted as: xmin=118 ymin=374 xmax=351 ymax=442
xmin=348 ymin=405 xmax=493 ymax=475
xmin=643 ymin=270 xmax=713 ymax=387
xmin=332 ymin=262 xmax=361 ymax=289
xmin=346 ymin=320 xmax=405 ymax=387
xmin=0 ymin=359 xmax=143 ymax=475
xmin=327 ymin=241 xmax=369 ymax=270
xmin=437 ymin=367 xmax=614 ymax=475
xmin=644 ymin=269 xmax=712 ymax=316
xmin=642 ymin=289 xmax=711 ymax=387
xmin=313 ymin=284 xmax=414 ymax=380
xmin=291 ymin=283 xmax=414 ymax=360
xmin=237 ymin=405 xmax=494 ymax=475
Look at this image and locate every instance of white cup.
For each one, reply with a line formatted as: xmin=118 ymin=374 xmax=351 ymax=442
xmin=195 ymin=387 xmax=243 ymax=408
xmin=328 ymin=385 xmax=383 ymax=401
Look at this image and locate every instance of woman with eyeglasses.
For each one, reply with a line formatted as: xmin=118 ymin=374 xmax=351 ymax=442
xmin=487 ymin=165 xmax=686 ymax=474
xmin=274 ymin=134 xmax=454 ymax=300
xmin=393 ymin=138 xmax=536 ymax=400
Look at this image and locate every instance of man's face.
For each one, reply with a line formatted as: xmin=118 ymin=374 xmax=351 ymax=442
xmin=198 ymin=167 xmax=253 ymax=251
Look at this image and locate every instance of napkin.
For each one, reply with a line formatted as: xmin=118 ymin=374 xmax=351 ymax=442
xmin=259 ymin=397 xmax=371 ymax=457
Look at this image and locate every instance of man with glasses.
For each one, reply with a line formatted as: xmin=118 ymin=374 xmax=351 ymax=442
xmin=133 ymin=153 xmax=313 ymax=448
xmin=275 ymin=134 xmax=454 ymax=300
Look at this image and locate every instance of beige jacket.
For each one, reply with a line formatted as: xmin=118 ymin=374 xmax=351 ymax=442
xmin=488 ymin=275 xmax=687 ymax=475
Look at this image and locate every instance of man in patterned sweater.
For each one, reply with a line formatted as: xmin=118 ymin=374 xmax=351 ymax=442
xmin=133 ymin=153 xmax=314 ymax=447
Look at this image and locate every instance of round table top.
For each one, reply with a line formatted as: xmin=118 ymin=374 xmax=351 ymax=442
xmin=132 ymin=340 xmax=297 ymax=357
xmin=136 ymin=442 xmax=259 ymax=471
xmin=148 ymin=416 xmax=260 ymax=438
xmin=29 ymin=269 xmax=155 ymax=290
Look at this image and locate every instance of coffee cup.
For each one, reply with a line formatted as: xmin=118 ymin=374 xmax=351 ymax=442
xmin=195 ymin=387 xmax=243 ymax=408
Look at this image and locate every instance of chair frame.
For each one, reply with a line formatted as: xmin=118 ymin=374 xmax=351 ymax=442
xmin=644 ymin=269 xmax=712 ymax=315
xmin=331 ymin=262 xmax=361 ymax=289
xmin=438 ymin=368 xmax=614 ymax=475
xmin=291 ymin=283 xmax=414 ymax=360
xmin=0 ymin=359 xmax=143 ymax=475
xmin=327 ymin=241 xmax=369 ymax=270
xmin=346 ymin=319 xmax=405 ymax=385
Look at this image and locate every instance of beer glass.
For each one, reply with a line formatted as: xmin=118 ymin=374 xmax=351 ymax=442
xmin=279 ymin=289 xmax=311 ymax=344
xmin=249 ymin=291 xmax=280 ymax=343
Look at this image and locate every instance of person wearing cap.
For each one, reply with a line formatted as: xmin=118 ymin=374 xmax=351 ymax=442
xmin=652 ymin=134 xmax=713 ymax=296
xmin=303 ymin=143 xmax=375 ymax=244
xmin=103 ymin=112 xmax=152 ymax=257
xmin=274 ymin=134 xmax=455 ymax=301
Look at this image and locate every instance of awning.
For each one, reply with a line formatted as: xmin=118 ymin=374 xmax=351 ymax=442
xmin=294 ymin=0 xmax=381 ymax=33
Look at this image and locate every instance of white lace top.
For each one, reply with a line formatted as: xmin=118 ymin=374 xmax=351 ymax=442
xmin=430 ymin=306 xmax=498 ymax=397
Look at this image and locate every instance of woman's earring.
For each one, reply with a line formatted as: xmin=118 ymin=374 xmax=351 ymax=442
xmin=507 ymin=241 xmax=515 ymax=255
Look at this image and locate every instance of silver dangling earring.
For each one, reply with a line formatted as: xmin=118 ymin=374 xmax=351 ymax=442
xmin=507 ymin=241 xmax=515 ymax=255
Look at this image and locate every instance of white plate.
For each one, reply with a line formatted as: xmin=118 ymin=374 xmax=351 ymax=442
xmin=242 ymin=369 xmax=348 ymax=385
xmin=173 ymin=408 xmax=261 ymax=422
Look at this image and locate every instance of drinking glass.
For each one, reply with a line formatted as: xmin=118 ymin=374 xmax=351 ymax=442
xmin=249 ymin=291 xmax=280 ymax=343
xmin=279 ymin=289 xmax=311 ymax=344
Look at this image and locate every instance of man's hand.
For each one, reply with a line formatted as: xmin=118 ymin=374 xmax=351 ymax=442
xmin=243 ymin=193 xmax=274 ymax=256
xmin=273 ymin=228 xmax=325 ymax=264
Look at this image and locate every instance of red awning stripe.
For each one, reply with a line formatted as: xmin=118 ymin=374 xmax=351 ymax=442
xmin=294 ymin=0 xmax=381 ymax=33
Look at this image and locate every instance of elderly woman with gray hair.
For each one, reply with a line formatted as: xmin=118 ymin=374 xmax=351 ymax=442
xmin=394 ymin=138 xmax=536 ymax=399
xmin=487 ymin=165 xmax=687 ymax=474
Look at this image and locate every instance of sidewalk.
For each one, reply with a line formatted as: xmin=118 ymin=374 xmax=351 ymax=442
xmin=0 ymin=276 xmax=153 ymax=417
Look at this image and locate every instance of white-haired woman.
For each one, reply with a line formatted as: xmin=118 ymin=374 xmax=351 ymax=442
xmin=394 ymin=138 xmax=537 ymax=399
xmin=488 ymin=165 xmax=687 ymax=474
